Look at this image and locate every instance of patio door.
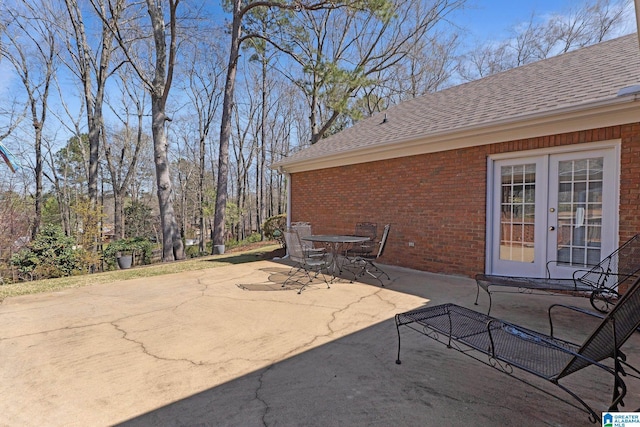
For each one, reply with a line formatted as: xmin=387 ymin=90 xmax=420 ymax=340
xmin=489 ymin=146 xmax=618 ymax=278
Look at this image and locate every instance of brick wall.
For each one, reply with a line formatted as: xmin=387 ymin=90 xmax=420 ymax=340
xmin=290 ymin=123 xmax=640 ymax=277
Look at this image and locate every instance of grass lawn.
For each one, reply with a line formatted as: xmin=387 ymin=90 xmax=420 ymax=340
xmin=0 ymin=242 xmax=282 ymax=302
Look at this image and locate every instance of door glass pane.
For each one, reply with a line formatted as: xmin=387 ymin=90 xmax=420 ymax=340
xmin=500 ymin=164 xmax=535 ymax=262
xmin=556 ymin=157 xmax=603 ymax=266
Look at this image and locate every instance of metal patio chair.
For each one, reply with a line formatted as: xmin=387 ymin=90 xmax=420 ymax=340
xmin=291 ymin=222 xmax=325 ymax=257
xmin=475 ymin=234 xmax=640 ymax=314
xmin=347 ymin=224 xmax=391 ymax=286
xmin=345 ymin=222 xmax=377 ymax=257
xmin=282 ymin=228 xmax=330 ymax=294
xmin=395 ymin=274 xmax=640 ymax=424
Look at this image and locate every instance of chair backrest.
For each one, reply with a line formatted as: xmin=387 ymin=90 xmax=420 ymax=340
xmin=579 ymin=234 xmax=640 ymax=290
xmin=559 ymin=273 xmax=640 ymax=378
xmin=355 ymin=222 xmax=377 ymax=252
xmin=291 ymin=222 xmax=313 ymax=239
xmin=375 ymin=224 xmax=391 ymax=259
xmin=283 ymin=228 xmax=305 ymax=263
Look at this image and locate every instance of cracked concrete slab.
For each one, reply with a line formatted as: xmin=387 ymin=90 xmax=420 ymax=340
xmin=0 ymin=261 xmax=427 ymax=426
xmin=1 ymin=260 xmax=638 ymax=426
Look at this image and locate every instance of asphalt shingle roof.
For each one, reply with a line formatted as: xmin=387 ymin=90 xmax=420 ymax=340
xmin=277 ymin=34 xmax=640 ymax=167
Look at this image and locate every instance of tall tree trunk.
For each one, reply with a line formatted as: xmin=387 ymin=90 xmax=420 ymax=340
xmin=259 ymin=54 xmax=267 ymax=238
xmin=147 ymin=0 xmax=184 ymax=261
xmin=32 ymin=123 xmax=43 ymax=240
xmin=151 ymin=94 xmax=183 ymax=260
xmin=198 ymin=133 xmax=206 ymax=253
xmin=113 ymin=191 xmax=124 ymax=239
xmin=213 ymin=0 xmax=242 ymax=251
xmin=64 ymin=0 xmax=124 ymax=259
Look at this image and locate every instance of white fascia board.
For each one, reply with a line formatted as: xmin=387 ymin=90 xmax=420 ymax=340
xmin=274 ymin=97 xmax=640 ymax=174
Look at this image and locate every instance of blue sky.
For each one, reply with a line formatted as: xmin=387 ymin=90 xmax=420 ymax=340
xmin=1 ymin=0 xmax=636 ymax=142
xmin=455 ymin=0 xmax=635 ymax=40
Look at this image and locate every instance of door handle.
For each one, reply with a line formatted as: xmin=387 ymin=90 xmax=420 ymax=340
xmin=549 ymin=226 xmax=555 ymax=231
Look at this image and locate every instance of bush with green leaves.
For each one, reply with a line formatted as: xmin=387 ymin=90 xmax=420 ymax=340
xmin=185 ymin=244 xmax=206 ymax=258
xmin=10 ymin=224 xmax=85 ymax=279
xmin=103 ymin=237 xmax=153 ymax=270
xmin=262 ymin=214 xmax=286 ymax=246
xmin=124 ymin=201 xmax=158 ymax=241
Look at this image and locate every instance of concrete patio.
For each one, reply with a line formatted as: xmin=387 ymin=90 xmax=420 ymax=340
xmin=0 ymin=259 xmax=638 ymax=426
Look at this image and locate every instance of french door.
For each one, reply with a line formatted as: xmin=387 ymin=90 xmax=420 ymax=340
xmin=490 ymin=146 xmax=618 ymax=278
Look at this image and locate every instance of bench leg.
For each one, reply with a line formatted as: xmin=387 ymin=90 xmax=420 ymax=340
xmin=474 ymin=283 xmax=493 ymax=315
xmin=395 ymin=314 xmax=402 ymax=365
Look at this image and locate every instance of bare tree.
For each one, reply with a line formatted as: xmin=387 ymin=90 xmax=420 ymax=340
xmin=44 ymin=77 xmax=87 ymax=237
xmin=274 ymin=0 xmax=466 ymax=144
xmin=458 ymin=40 xmax=511 ymax=81
xmin=264 ymin=81 xmax=301 ymax=217
xmin=1 ymin=1 xmax=60 ymax=239
xmin=370 ymin=31 xmax=460 ymax=107
xmin=458 ymin=0 xmax=632 ymax=82
xmin=0 ymin=102 xmax=26 ymax=147
xmin=242 ymin=11 xmax=285 ymax=239
xmin=104 ymin=66 xmax=149 ymax=240
xmin=212 ymin=0 xmax=384 ymax=252
xmin=181 ymin=34 xmax=225 ymax=252
xmin=553 ymin=0 xmax=631 ymax=51
xmin=231 ymin=75 xmax=260 ymax=241
xmin=42 ymin=133 xmax=72 ymax=237
xmin=61 ymin=0 xmax=125 ymax=235
xmin=249 ymin=38 xmax=272 ymax=241
xmin=108 ymin=0 xmax=184 ymax=261
xmin=171 ymin=135 xmax=198 ymax=244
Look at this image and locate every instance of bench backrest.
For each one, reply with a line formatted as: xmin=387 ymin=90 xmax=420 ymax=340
xmin=578 ymin=234 xmax=640 ymax=290
xmin=559 ymin=273 xmax=640 ymax=378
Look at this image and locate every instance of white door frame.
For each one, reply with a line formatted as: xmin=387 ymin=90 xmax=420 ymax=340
xmin=484 ymin=140 xmax=621 ymax=276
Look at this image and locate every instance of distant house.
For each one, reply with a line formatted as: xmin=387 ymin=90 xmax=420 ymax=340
xmin=272 ymin=34 xmax=640 ymax=279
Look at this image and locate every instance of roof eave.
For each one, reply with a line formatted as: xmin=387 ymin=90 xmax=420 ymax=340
xmin=272 ymin=95 xmax=640 ymax=174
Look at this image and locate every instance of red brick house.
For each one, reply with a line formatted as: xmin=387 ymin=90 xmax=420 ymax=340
xmin=272 ymin=34 xmax=640 ymax=280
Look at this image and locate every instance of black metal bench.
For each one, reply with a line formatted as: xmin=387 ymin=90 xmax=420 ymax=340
xmin=475 ymin=234 xmax=640 ymax=314
xmin=395 ymin=274 xmax=640 ymax=424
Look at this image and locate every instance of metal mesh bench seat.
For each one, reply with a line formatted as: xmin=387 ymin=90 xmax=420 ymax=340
xmin=396 ymin=304 xmax=579 ymax=379
xmin=475 ymin=234 xmax=640 ymax=314
xmin=395 ymin=274 xmax=640 ymax=423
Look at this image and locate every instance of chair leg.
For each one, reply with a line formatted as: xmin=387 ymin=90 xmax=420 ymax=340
xmin=286 ymin=264 xmax=330 ymax=294
xmin=283 ymin=263 xmax=309 ymax=290
xmin=371 ymin=261 xmax=390 ymax=280
xmin=297 ymin=270 xmax=312 ymax=294
xmin=316 ymin=266 xmax=330 ymax=290
xmin=287 ymin=264 xmax=304 ymax=277
xmin=362 ymin=261 xmax=389 ymax=286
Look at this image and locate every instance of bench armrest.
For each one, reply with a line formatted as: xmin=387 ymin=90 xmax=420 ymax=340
xmin=545 ymin=260 xmax=600 ymax=279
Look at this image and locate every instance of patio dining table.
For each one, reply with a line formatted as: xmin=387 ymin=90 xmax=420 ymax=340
xmin=301 ymin=235 xmax=370 ymax=280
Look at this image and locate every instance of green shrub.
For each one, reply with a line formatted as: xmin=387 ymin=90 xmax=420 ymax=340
xmin=10 ymin=224 xmax=85 ymax=279
xmin=262 ymin=214 xmax=286 ymax=246
xmin=185 ymin=245 xmax=206 ymax=258
xmin=103 ymin=237 xmax=153 ymax=270
xmin=245 ymin=232 xmax=261 ymax=244
xmin=225 ymin=238 xmax=240 ymax=249
xmin=224 ymin=233 xmax=265 ymax=251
